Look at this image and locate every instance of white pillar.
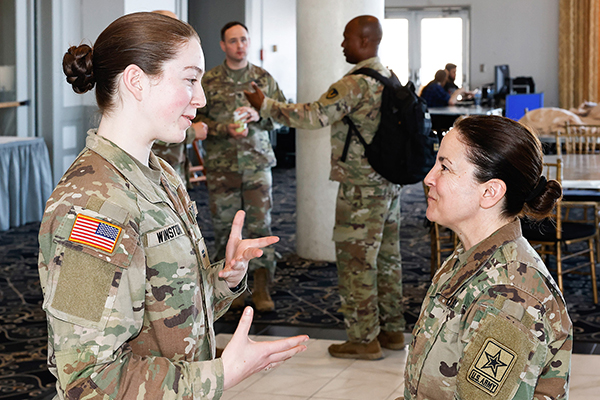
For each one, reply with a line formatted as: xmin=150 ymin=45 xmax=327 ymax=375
xmin=295 ymin=0 xmax=384 ymax=261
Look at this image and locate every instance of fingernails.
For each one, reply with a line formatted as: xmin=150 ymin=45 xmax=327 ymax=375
xmin=244 ymin=306 xmax=252 ymax=315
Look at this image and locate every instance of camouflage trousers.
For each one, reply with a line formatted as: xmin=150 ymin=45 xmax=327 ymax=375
xmin=333 ymin=182 xmax=405 ymax=343
xmin=205 ymin=168 xmax=276 ymax=276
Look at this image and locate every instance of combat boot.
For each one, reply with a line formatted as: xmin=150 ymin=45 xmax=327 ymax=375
xmin=252 ymin=268 xmax=275 ymax=312
xmin=378 ymin=330 xmax=405 ymax=350
xmin=230 ymin=290 xmax=247 ymax=309
xmin=328 ymin=339 xmax=383 ymax=360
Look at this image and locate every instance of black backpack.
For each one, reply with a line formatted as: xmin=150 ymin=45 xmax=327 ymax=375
xmin=341 ymin=68 xmax=438 ymax=185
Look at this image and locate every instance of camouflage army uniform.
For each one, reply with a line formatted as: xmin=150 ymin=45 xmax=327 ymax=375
xmin=38 ymin=131 xmax=244 ymax=400
xmin=152 ymin=127 xmax=197 ymax=187
xmin=260 ymin=57 xmax=405 ymax=342
xmin=404 ymin=219 xmax=572 ymax=400
xmin=196 ymin=62 xmax=286 ymax=276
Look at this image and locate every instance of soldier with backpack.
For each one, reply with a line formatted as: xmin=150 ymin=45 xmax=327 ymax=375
xmin=245 ymin=15 xmax=424 ymax=360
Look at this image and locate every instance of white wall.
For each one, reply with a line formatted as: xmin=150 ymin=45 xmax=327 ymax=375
xmin=40 ymin=0 xmax=188 ymax=182
xmin=249 ymin=0 xmax=560 ymax=106
xmin=189 ymin=0 xmax=246 ymax=71
xmin=385 ymin=0 xmax=560 ymax=106
xmin=261 ymin=0 xmax=297 ymax=101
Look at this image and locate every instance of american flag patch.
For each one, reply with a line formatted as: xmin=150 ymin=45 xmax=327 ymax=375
xmin=69 ymin=214 xmax=122 ymax=253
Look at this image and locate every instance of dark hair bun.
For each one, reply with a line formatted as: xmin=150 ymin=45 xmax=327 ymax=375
xmin=62 ymin=44 xmax=95 ymax=94
xmin=523 ymin=179 xmax=562 ymax=220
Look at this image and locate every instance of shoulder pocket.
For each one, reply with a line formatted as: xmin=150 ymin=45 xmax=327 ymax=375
xmin=457 ymin=305 xmax=541 ymax=400
xmin=43 ymin=207 xmax=139 ymax=330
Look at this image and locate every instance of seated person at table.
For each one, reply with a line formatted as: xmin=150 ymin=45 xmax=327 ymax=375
xmin=443 ymin=62 xmax=459 ymax=94
xmin=420 ymin=69 xmax=466 ymax=107
xmin=404 ymin=115 xmax=571 ymax=399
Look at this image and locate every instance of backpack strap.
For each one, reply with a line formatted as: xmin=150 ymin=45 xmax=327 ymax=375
xmin=351 ymin=67 xmax=398 ymax=88
xmin=340 ymin=67 xmax=397 ymax=162
xmin=341 ymin=116 xmax=368 ymax=162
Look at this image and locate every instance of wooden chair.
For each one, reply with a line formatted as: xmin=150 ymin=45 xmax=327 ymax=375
xmin=423 ymin=183 xmax=458 ymax=276
xmin=558 ymin=123 xmax=600 ymax=155
xmin=189 ymin=140 xmax=207 ymax=185
xmin=429 ymin=222 xmax=458 ymax=277
xmin=521 ymin=159 xmax=599 ymax=303
xmin=555 ymin=126 xmax=600 ymax=218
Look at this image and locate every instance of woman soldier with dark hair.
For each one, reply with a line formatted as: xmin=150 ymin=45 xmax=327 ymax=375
xmin=404 ymin=115 xmax=571 ymax=400
xmin=39 ymin=12 xmax=307 ymax=400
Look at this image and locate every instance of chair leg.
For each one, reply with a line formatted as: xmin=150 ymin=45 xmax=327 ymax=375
xmin=556 ymin=243 xmax=564 ymax=294
xmin=590 ymin=237 xmax=598 ymax=304
xmin=429 ymin=226 xmax=437 ymax=278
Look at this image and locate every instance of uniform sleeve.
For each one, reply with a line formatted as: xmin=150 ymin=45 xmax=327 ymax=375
xmin=196 ymin=105 xmax=228 ymax=137
xmin=255 ymin=74 xmax=288 ymax=132
xmin=456 ymin=282 xmax=571 ymax=400
xmin=205 ymin=259 xmax=248 ymax=320
xmin=39 ymin=207 xmax=226 ymax=400
xmin=184 ymin=127 xmax=197 ymax=145
xmin=196 ymin=73 xmax=229 ymax=138
xmin=259 ymin=75 xmax=366 ymax=130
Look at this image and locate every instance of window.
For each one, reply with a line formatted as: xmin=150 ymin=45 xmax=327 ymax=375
xmin=381 ymin=7 xmax=470 ymax=91
xmin=0 ymin=0 xmax=34 ymax=137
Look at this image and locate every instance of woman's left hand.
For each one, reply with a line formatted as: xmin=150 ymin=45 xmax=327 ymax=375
xmin=220 ymin=210 xmax=279 ymax=288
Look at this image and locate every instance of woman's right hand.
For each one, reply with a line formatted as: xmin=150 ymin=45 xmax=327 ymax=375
xmin=220 ymin=306 xmax=309 ymax=390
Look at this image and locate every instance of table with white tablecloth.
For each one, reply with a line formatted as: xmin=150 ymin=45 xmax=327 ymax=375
xmin=544 ymin=154 xmax=600 ymax=189
xmin=0 ymin=137 xmax=53 ymax=231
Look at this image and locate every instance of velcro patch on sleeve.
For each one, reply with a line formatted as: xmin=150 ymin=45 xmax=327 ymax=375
xmin=146 ymin=223 xmax=185 ymax=247
xmin=457 ymin=312 xmax=537 ymax=400
xmin=466 ymin=338 xmax=517 ymax=395
xmin=69 ymin=214 xmax=122 ymax=253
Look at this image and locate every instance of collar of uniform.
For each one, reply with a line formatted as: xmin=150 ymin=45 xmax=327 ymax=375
xmin=438 ymin=219 xmax=522 ymax=303
xmin=220 ymin=60 xmax=252 ymax=81
xmin=85 ymin=130 xmax=169 ymax=204
xmin=345 ymin=56 xmax=383 ymax=76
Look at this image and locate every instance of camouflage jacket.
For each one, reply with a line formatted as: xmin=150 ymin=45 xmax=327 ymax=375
xmin=260 ymin=56 xmax=390 ymax=186
xmin=152 ymin=128 xmax=197 ymax=184
xmin=404 ymin=219 xmax=572 ymax=400
xmin=38 ymin=131 xmax=244 ymax=400
xmin=153 ymin=127 xmax=197 ymax=169
xmin=196 ymin=61 xmax=286 ymax=172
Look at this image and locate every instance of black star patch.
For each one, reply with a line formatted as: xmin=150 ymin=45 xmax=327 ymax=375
xmin=481 ymin=350 xmax=508 ymax=377
xmin=467 ymin=338 xmax=517 ymax=396
xmin=326 ymin=88 xmax=339 ymax=99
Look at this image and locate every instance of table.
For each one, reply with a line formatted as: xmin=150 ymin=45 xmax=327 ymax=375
xmin=428 ymin=105 xmax=503 ymax=116
xmin=544 ymin=154 xmax=600 ymax=189
xmin=429 ymin=106 xmax=503 ymax=132
xmin=0 ymin=137 xmax=53 ymax=231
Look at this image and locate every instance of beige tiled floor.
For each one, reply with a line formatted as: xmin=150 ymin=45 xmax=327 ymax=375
xmin=218 ymin=334 xmax=600 ymax=400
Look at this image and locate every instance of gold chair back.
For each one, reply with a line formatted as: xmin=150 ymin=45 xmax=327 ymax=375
xmin=557 ymin=123 xmax=600 ymax=155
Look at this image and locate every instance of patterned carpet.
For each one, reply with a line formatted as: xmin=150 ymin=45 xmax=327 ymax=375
xmin=1 ymin=167 xmax=600 ymax=399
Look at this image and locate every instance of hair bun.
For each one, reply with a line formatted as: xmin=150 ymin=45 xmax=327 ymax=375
xmin=62 ymin=44 xmax=95 ymax=94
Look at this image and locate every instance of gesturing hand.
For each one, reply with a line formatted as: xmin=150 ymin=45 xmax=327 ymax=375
xmin=192 ymin=121 xmax=208 ymax=140
xmin=221 ymin=307 xmax=309 ymax=390
xmin=235 ymin=106 xmax=260 ymax=123
xmin=219 ymin=210 xmax=279 ymax=288
xmin=243 ymin=82 xmax=266 ymax=111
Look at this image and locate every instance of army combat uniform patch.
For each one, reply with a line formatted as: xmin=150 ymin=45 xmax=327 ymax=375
xmin=326 ymin=88 xmax=339 ymax=99
xmin=69 ymin=214 xmax=122 ymax=253
xmin=467 ymin=338 xmax=516 ymax=396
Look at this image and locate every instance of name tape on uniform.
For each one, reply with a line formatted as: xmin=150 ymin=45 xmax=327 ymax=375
xmin=147 ymin=223 xmax=185 ymax=247
xmin=69 ymin=214 xmax=122 ymax=253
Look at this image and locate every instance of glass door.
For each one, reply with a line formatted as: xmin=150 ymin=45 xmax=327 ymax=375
xmin=0 ymin=0 xmax=34 ymax=137
xmin=381 ymin=7 xmax=469 ymax=91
